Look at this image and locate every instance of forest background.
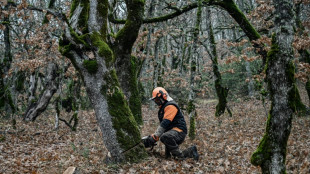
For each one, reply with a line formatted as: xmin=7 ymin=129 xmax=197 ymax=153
xmin=0 ymin=0 xmax=310 ymax=173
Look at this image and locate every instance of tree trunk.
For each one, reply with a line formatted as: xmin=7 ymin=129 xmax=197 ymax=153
xmin=115 ymin=53 xmax=143 ymax=125
xmin=251 ymin=0 xmax=296 ymax=172
xmin=206 ymin=8 xmax=231 ymax=117
xmin=0 ymin=5 xmax=15 ymax=115
xmin=58 ymin=0 xmax=146 ymax=162
xmin=245 ymin=61 xmax=254 ymax=96
xmin=28 ymin=72 xmax=38 ymax=104
xmin=152 ymin=37 xmax=162 ymax=89
xmin=187 ymin=0 xmax=202 ymax=140
xmin=24 ymin=63 xmax=59 ymax=121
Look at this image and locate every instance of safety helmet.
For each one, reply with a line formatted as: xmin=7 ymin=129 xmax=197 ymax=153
xmin=150 ymin=87 xmax=168 ymax=100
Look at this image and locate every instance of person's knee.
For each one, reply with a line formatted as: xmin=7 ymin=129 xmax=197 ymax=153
xmin=160 ymin=133 xmax=169 ymax=144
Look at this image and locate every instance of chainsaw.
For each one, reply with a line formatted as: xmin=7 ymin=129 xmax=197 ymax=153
xmin=121 ymin=136 xmax=157 ymax=154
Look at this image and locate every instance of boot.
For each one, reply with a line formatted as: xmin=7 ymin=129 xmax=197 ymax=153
xmin=182 ymin=145 xmax=199 ymax=161
xmin=170 ymin=148 xmax=184 ymax=159
xmin=165 ymin=146 xmax=171 ymax=159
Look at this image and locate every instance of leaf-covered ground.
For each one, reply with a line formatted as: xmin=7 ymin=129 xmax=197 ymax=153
xmin=0 ymin=98 xmax=309 ymax=174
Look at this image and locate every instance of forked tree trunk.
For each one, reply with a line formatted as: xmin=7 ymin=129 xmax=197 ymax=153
xmin=251 ymin=0 xmax=297 ymax=172
xmin=59 ymin=0 xmax=146 ymax=162
xmin=24 ymin=63 xmax=59 ymax=121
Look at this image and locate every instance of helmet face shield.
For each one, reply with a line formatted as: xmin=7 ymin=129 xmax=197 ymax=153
xmin=153 ymin=97 xmax=164 ymax=106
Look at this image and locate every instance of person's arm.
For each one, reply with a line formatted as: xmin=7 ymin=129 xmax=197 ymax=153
xmin=152 ymin=105 xmax=178 ymax=140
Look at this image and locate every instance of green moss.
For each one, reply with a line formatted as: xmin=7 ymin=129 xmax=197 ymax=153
xmin=265 ymin=34 xmax=279 ymax=73
xmin=72 ymin=112 xmax=78 ymax=131
xmin=209 ymin=22 xmax=229 ymax=117
xmin=0 ymin=135 xmax=5 ymax=142
xmin=59 ymin=38 xmax=74 ymax=58
xmin=194 ymin=0 xmax=202 ymax=38
xmin=251 ymin=111 xmax=290 ymax=173
xmin=187 ymin=99 xmax=196 ymax=140
xmin=128 ymin=56 xmax=143 ymax=125
xmin=217 ymin=0 xmax=260 ymax=41
xmin=98 ymin=0 xmax=109 ymax=39
xmin=69 ymin=27 xmax=90 ymax=48
xmin=187 ymin=100 xmax=195 ymax=114
xmin=59 ymin=37 xmax=81 ymax=72
xmin=251 ymin=113 xmax=272 ymax=166
xmin=101 ymin=70 xmax=146 ymax=161
xmin=70 ymin=0 xmax=89 ymax=33
xmin=285 ymin=52 xmax=306 ymax=116
xmin=115 ymin=0 xmax=145 ymax=51
xmin=252 ymin=32 xmax=295 ymax=171
xmin=6 ymin=91 xmax=15 ymax=113
xmin=215 ymin=80 xmax=229 ymax=117
xmin=83 ymin=60 xmax=98 ymax=74
xmin=15 ymin=71 xmax=25 ymax=92
xmin=90 ymin=32 xmax=114 ymax=66
xmin=70 ymin=0 xmax=79 ymax=17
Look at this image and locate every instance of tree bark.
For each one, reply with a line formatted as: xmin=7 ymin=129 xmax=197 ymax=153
xmin=0 ymin=5 xmax=15 ymax=115
xmin=187 ymin=0 xmax=202 ymax=140
xmin=206 ymin=8 xmax=231 ymax=117
xmin=28 ymin=72 xmax=38 ymax=104
xmin=251 ymin=0 xmax=296 ymax=172
xmin=24 ymin=63 xmax=59 ymax=121
xmin=59 ymin=0 xmax=146 ymax=162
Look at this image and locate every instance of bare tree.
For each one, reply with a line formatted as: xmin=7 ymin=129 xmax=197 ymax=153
xmin=58 ymin=0 xmax=146 ymax=162
xmin=251 ymin=0 xmax=299 ymax=172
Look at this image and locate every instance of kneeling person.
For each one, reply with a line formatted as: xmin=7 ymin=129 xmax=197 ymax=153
xmin=144 ymin=87 xmax=199 ymax=161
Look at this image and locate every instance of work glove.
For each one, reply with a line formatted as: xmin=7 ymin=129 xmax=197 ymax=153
xmin=142 ymin=135 xmax=157 ymax=148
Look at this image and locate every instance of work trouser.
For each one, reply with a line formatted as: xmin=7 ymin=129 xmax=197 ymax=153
xmin=160 ymin=129 xmax=186 ymax=158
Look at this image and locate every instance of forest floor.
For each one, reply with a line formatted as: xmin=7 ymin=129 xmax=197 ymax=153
xmin=0 ymin=97 xmax=309 ymax=174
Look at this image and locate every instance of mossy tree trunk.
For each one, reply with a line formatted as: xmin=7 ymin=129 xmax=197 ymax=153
xmin=114 ymin=52 xmax=143 ymax=125
xmin=206 ymin=8 xmax=231 ymax=117
xmin=59 ymin=0 xmax=146 ymax=162
xmin=187 ymin=0 xmax=202 ymax=140
xmin=251 ymin=0 xmax=296 ymax=172
xmin=152 ymin=36 xmax=162 ymax=89
xmin=0 ymin=4 xmax=15 ymax=115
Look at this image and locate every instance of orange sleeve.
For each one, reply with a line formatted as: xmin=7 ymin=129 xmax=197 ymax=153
xmin=163 ymin=105 xmax=178 ymax=121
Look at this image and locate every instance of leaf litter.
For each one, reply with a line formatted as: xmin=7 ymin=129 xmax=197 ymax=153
xmin=0 ymin=98 xmax=309 ymax=173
